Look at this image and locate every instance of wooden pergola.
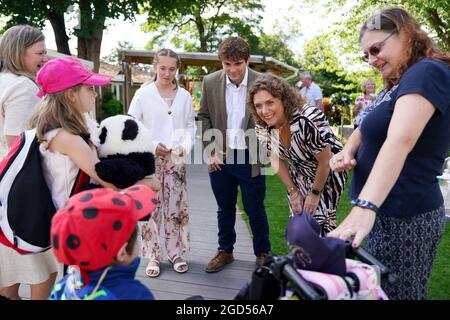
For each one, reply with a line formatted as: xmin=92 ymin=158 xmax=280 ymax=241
xmin=119 ymin=50 xmax=299 ymax=109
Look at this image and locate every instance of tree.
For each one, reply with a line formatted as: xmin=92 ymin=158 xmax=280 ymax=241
xmin=300 ymin=34 xmax=382 ymax=95
xmin=327 ymin=0 xmax=450 ymax=51
xmin=252 ymin=33 xmax=298 ymax=68
xmin=300 ymin=34 xmax=354 ymax=97
xmin=0 ymin=0 xmax=144 ymax=71
xmin=0 ymin=0 xmax=72 ymax=55
xmin=142 ymin=0 xmax=263 ymax=52
xmin=101 ymin=40 xmax=133 ymax=65
xmin=75 ymin=0 xmax=143 ymax=71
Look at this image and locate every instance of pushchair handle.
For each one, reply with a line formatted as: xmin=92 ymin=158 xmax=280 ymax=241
xmin=345 ymin=241 xmax=398 ymax=285
xmin=271 ymin=255 xmax=326 ymax=300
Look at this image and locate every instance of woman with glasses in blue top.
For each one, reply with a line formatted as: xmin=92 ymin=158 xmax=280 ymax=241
xmin=329 ymin=8 xmax=450 ymax=300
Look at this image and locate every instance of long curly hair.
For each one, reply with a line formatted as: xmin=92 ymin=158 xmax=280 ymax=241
xmin=360 ymin=8 xmax=450 ymax=88
xmin=247 ymin=73 xmax=305 ymax=128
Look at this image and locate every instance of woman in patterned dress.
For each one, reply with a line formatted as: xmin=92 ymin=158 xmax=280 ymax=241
xmin=248 ymin=73 xmax=347 ymax=235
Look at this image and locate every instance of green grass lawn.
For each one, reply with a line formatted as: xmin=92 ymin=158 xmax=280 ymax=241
xmin=238 ymin=171 xmax=450 ymax=299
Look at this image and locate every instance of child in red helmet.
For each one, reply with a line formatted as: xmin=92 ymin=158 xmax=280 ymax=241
xmin=49 ymin=184 xmax=158 ymax=300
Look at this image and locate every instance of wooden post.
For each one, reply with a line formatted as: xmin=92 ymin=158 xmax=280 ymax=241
xmin=179 ymin=62 xmax=186 ymax=88
xmin=122 ymin=61 xmax=132 ymax=113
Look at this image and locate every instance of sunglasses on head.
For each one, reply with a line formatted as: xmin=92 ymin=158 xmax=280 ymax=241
xmin=362 ymin=32 xmax=396 ymax=62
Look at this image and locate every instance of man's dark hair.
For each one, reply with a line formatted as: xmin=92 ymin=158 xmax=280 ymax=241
xmin=218 ymin=36 xmax=250 ymax=62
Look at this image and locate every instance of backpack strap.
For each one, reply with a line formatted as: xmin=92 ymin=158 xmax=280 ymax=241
xmin=0 ymin=133 xmax=26 ymax=180
xmin=70 ymin=134 xmax=96 ymax=196
xmin=70 ymin=169 xmax=90 ymax=196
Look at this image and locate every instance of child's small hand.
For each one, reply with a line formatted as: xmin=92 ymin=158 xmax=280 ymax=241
xmin=137 ymin=175 xmax=161 ymax=192
xmin=171 ymin=145 xmax=185 ymax=157
xmin=156 ymin=143 xmax=170 ymax=157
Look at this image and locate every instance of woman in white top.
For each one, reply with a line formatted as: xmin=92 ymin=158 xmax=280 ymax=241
xmin=0 ymin=25 xmax=52 ymax=300
xmin=128 ymin=49 xmax=196 ymax=277
xmin=0 ymin=25 xmax=48 ymax=154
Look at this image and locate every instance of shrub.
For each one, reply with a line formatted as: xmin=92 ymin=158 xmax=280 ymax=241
xmin=325 ymin=92 xmax=352 ymax=126
xmin=101 ymin=91 xmax=123 ymax=120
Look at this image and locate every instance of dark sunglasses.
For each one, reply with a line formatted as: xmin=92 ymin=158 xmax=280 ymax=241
xmin=362 ymin=32 xmax=395 ymax=62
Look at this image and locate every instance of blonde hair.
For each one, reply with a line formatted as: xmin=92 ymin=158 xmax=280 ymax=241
xmin=0 ymin=25 xmax=45 ymax=79
xmin=361 ymin=78 xmax=375 ymax=94
xmin=29 ymin=85 xmax=89 ymax=142
xmin=153 ymin=48 xmax=180 ymax=88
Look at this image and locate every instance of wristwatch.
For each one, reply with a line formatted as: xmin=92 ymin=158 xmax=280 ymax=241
xmin=310 ymin=187 xmax=322 ymax=195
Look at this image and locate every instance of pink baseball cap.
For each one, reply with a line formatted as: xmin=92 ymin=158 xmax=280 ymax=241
xmin=36 ymin=57 xmax=112 ymax=98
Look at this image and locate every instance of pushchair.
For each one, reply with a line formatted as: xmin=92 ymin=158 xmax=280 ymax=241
xmin=235 ymin=213 xmax=397 ymax=300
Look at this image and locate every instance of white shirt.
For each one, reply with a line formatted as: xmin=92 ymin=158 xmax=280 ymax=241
xmin=300 ymin=82 xmax=323 ymax=108
xmin=128 ymin=82 xmax=196 ymax=154
xmin=226 ymin=68 xmax=248 ymax=149
xmin=0 ymin=72 xmax=40 ymax=156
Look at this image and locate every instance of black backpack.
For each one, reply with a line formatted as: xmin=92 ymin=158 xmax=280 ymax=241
xmin=0 ymin=129 xmax=88 ymax=254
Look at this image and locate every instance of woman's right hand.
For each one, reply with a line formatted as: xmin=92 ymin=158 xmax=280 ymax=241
xmin=289 ymin=190 xmax=304 ymax=214
xmin=330 ymin=150 xmax=357 ymax=172
xmin=155 ymin=143 xmax=171 ymax=157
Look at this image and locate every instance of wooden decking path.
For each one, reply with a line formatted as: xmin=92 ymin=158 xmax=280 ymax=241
xmin=136 ymin=164 xmax=256 ymax=300
xmin=19 ymin=163 xmax=256 ymax=300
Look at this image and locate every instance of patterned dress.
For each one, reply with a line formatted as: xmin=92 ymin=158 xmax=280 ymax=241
xmin=256 ymin=104 xmax=347 ymax=234
xmin=140 ymin=154 xmax=190 ymax=262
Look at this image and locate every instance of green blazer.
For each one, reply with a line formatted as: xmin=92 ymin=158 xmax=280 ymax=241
xmin=198 ymin=68 xmax=265 ymax=177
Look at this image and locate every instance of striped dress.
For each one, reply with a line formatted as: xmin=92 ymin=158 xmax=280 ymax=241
xmin=256 ymin=104 xmax=347 ymax=234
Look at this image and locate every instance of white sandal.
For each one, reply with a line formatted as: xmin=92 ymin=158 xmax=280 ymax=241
xmin=145 ymin=260 xmax=160 ymax=278
xmin=168 ymin=256 xmax=188 ymax=273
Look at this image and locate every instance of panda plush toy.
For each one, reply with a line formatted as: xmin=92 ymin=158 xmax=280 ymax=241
xmin=95 ymin=114 xmax=156 ymax=189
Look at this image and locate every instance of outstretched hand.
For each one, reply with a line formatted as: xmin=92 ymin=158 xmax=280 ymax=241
xmin=327 ymin=206 xmax=376 ymax=248
xmin=329 ymin=151 xmax=357 ymax=172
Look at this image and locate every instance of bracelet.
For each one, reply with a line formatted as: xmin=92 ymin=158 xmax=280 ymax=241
xmin=351 ymin=198 xmax=379 ymax=214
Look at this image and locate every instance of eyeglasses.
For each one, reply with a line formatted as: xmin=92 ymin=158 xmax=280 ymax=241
xmin=362 ymin=32 xmax=395 ymax=62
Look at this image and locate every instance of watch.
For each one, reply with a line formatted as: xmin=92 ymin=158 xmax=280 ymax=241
xmin=310 ymin=187 xmax=322 ymax=195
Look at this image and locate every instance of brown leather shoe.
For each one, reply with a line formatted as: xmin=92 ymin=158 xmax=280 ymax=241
xmin=205 ymin=250 xmax=234 ymax=273
xmin=256 ymin=253 xmax=268 ymax=267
